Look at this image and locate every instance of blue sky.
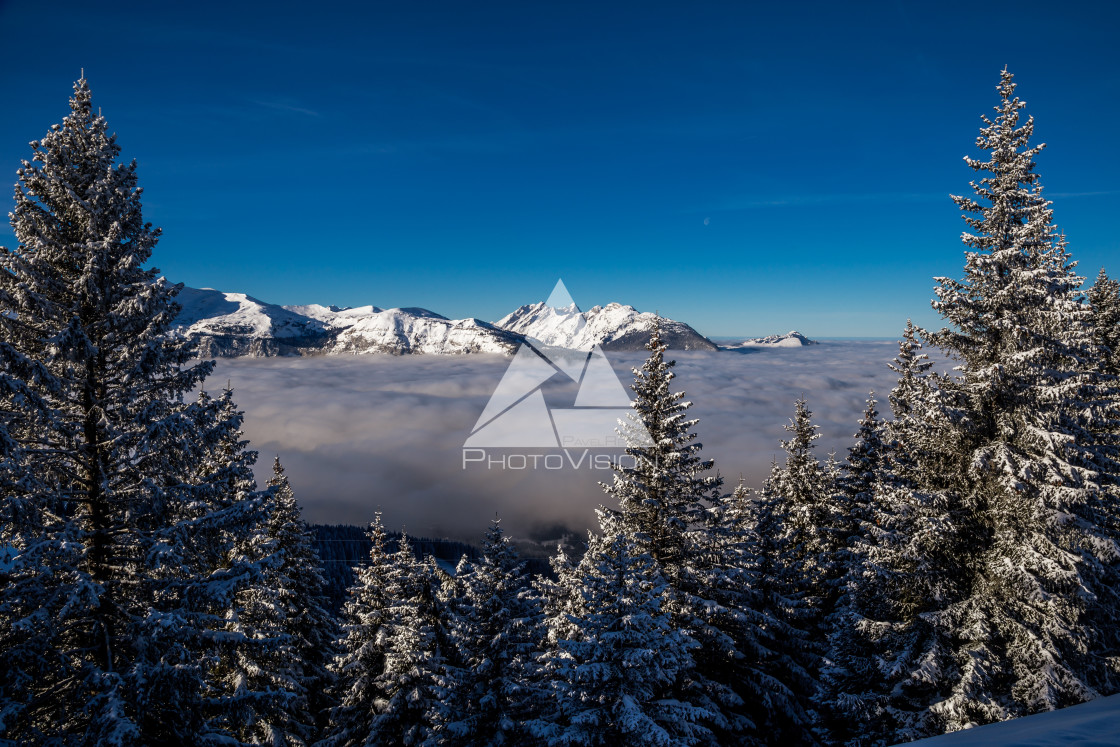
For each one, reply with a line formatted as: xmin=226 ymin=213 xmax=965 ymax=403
xmin=0 ymin=0 xmax=1117 ymax=337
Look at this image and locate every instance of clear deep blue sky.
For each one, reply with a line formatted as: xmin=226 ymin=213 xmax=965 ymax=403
xmin=0 ymin=0 xmax=1117 ymax=337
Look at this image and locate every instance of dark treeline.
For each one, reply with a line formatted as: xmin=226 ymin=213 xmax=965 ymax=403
xmin=312 ymin=525 xmax=553 ymax=616
xmin=313 ymin=525 xmax=499 ymax=614
xmin=3 ymin=69 xmax=1120 ymax=746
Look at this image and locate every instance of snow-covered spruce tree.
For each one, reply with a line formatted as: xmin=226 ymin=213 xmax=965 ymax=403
xmin=184 ymin=386 xmax=287 ymax=744
xmin=602 ymin=318 xmax=722 ymax=587
xmin=442 ymin=517 xmax=545 ymax=745
xmin=541 ymin=511 xmax=710 ymax=747
xmin=264 ymin=457 xmax=339 ymax=740
xmin=711 ymin=480 xmax=814 ymax=746
xmin=915 ymin=68 xmax=1120 ymax=730
xmin=537 ymin=540 xmax=584 ymax=648
xmin=840 ymin=394 xmax=885 ymax=520
xmin=1084 ymin=269 xmax=1120 ymax=694
xmin=216 ymin=454 xmax=339 ymax=746
xmin=360 ymin=533 xmax=451 ymax=746
xmin=526 ymin=536 xmax=589 ymax=742
xmin=322 ymin=514 xmax=396 ymax=747
xmin=813 ymin=326 xmax=961 ymax=746
xmin=751 ymin=399 xmax=850 ymax=743
xmin=0 ymin=76 xmax=272 ymax=745
xmin=601 ymin=320 xmax=751 ymax=741
xmin=1088 ymin=269 xmax=1120 ymax=377
xmin=756 ymin=399 xmax=848 ymax=646
xmin=815 ymin=393 xmax=886 ymax=744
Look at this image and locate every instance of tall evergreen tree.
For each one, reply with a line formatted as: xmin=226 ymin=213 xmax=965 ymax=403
xmin=1088 ymin=268 xmax=1120 ymax=377
xmin=362 ymin=533 xmax=450 ymax=746
xmin=0 ymin=75 xmax=270 ymax=745
xmin=817 ymin=394 xmax=885 ymax=745
xmin=541 ymin=513 xmax=710 ymax=747
xmin=323 ymin=515 xmax=396 ymax=747
xmin=817 ymin=327 xmax=964 ymax=746
xmin=442 ymin=518 xmax=545 ymax=746
xmin=712 ymin=480 xmax=814 ymax=746
xmin=750 ymin=399 xmax=848 ymax=744
xmin=265 ymin=457 xmax=339 ymax=741
xmin=186 ymin=387 xmax=287 ymax=745
xmin=216 ymin=455 xmax=339 ymax=746
xmin=605 ymin=321 xmax=797 ymax=744
xmin=910 ymin=67 xmax=1120 ymax=732
xmin=601 ymin=319 xmax=722 ymax=587
xmin=756 ymin=399 xmax=848 ymax=644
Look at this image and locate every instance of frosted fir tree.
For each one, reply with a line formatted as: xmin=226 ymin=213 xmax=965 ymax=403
xmin=264 ymin=458 xmax=339 ymax=740
xmin=361 ymin=533 xmax=450 ymax=747
xmin=442 ymin=518 xmax=545 ymax=745
xmin=751 ymin=400 xmax=848 ymax=742
xmin=523 ymin=538 xmax=584 ymax=743
xmin=706 ymin=480 xmax=814 ymax=746
xmin=841 ymin=394 xmax=886 ymax=518
xmin=816 ymin=393 xmax=891 ymax=744
xmin=322 ymin=515 xmax=396 ymax=747
xmin=602 ymin=318 xmax=722 ymax=588
xmin=601 ymin=320 xmax=750 ymax=738
xmin=537 ymin=540 xmax=585 ymax=648
xmin=0 ymin=76 xmax=269 ymax=745
xmin=218 ymin=456 xmax=338 ymax=746
xmin=1084 ymin=268 xmax=1120 ymax=693
xmin=187 ymin=387 xmax=287 ymax=745
xmin=914 ymin=68 xmax=1120 ymax=731
xmin=1088 ymin=269 xmax=1120 ymax=377
xmin=756 ymin=399 xmax=849 ymax=645
xmin=820 ymin=321 xmax=983 ymax=745
xmin=541 ymin=512 xmax=711 ymax=747
xmin=882 ymin=321 xmax=942 ymax=486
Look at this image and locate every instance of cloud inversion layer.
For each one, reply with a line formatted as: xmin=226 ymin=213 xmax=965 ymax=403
xmin=217 ymin=342 xmax=947 ymax=549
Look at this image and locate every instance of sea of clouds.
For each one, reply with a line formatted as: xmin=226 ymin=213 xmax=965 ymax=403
xmin=215 ymin=341 xmax=952 ymax=552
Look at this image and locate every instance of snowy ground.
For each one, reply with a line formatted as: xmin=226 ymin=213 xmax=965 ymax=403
xmin=214 ymin=341 xmax=949 ymax=546
xmin=909 ymin=694 xmax=1120 ymax=745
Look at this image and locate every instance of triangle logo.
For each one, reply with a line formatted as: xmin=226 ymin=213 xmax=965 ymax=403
xmin=465 ymin=280 xmax=654 ymax=449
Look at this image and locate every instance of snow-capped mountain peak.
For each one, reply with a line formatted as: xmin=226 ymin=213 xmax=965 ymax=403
xmin=494 ymin=299 xmax=716 ymax=352
xmin=175 ymin=288 xmax=329 ymax=340
xmin=494 ymin=301 xmax=589 ymax=349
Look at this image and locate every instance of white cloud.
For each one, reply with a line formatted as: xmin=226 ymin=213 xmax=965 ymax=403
xmin=215 ymin=341 xmax=949 ymax=548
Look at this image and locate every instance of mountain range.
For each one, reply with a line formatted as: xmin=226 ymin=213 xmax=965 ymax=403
xmin=171 ymin=287 xmax=719 ymax=357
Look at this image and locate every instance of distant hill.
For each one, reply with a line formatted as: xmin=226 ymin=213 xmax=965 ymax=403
xmin=724 ymin=330 xmax=817 ymax=349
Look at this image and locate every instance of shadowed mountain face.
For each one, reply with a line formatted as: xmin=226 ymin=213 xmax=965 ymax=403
xmin=600 ymin=325 xmax=717 ymax=351
xmin=171 ymin=287 xmax=716 ymax=357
